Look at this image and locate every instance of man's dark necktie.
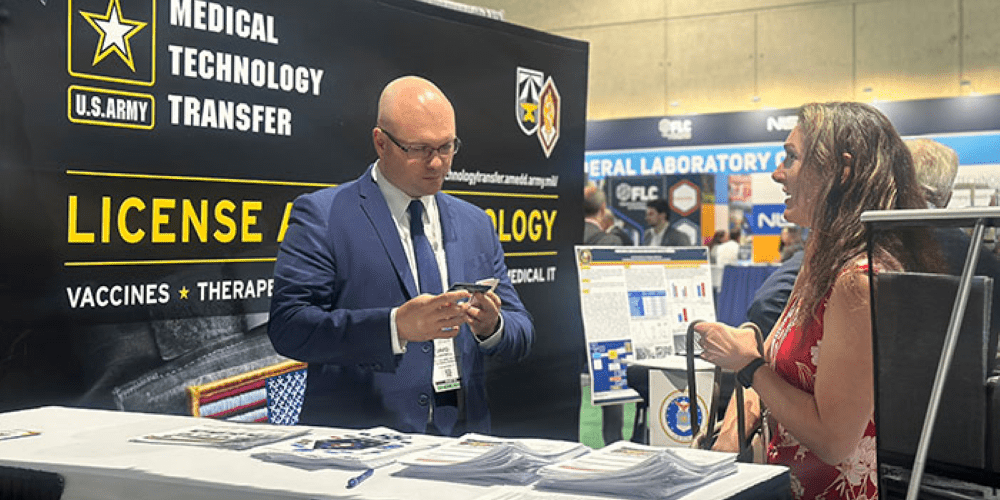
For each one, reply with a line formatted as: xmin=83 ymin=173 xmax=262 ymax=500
xmin=407 ymin=200 xmax=461 ymax=435
xmin=407 ymin=199 xmax=460 ymax=434
xmin=407 ymin=200 xmax=442 ymax=294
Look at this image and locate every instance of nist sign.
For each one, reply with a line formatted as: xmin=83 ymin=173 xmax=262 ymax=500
xmin=751 ymin=204 xmax=786 ymax=235
xmin=766 ymin=115 xmax=798 ymax=132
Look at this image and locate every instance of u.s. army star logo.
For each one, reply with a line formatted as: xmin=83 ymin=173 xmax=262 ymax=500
xmin=69 ymin=0 xmax=156 ymax=86
xmin=80 ymin=0 xmax=147 ymax=71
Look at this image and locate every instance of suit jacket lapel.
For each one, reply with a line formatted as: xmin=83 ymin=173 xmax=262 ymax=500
xmin=436 ymin=193 xmax=464 ymax=286
xmin=358 ymin=165 xmax=418 ymax=298
xmin=437 ymin=193 xmax=469 ymax=375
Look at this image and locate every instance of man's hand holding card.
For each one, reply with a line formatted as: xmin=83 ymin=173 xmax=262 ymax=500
xmin=449 ymin=278 xmax=501 ymax=338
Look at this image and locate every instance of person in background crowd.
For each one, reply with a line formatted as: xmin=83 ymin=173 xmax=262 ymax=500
xmin=746 ymin=234 xmax=805 ymax=338
xmin=268 ymin=76 xmax=534 ymax=436
xmin=778 ymin=226 xmax=805 ymax=263
xmin=583 ymin=186 xmax=624 ymax=246
xmin=907 ymin=138 xmax=958 ymax=209
xmin=708 ymin=229 xmax=727 ymax=263
xmin=696 ymin=102 xmax=944 ymax=500
xmin=643 ymin=198 xmax=691 ymax=247
xmin=715 ymin=228 xmax=741 ymax=267
xmin=907 ymin=138 xmax=1000 ymax=375
xmin=602 ymin=210 xmax=635 ymax=246
xmin=746 ymin=224 xmax=806 ymax=337
xmin=582 ymin=185 xmax=627 ymax=445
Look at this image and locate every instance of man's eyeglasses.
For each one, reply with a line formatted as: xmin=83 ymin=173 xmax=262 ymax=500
xmin=378 ymin=127 xmax=461 ymax=160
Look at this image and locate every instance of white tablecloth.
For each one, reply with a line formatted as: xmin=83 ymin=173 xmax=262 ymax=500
xmin=0 ymin=406 xmax=788 ymax=500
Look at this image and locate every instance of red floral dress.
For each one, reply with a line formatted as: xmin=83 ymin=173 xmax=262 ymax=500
xmin=765 ymin=265 xmax=879 ymax=500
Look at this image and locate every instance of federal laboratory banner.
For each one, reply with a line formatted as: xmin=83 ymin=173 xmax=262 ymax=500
xmin=585 ymin=95 xmax=1000 ymax=260
xmin=0 ymin=0 xmax=588 ymax=441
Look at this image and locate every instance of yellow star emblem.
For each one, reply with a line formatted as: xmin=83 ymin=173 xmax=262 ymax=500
xmin=520 ymin=102 xmax=538 ymax=123
xmin=80 ymin=0 xmax=147 ymax=72
xmin=179 ymin=286 xmax=190 ymax=300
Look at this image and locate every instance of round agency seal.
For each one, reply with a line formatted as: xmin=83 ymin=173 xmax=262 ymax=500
xmin=657 ymin=390 xmax=709 ymax=444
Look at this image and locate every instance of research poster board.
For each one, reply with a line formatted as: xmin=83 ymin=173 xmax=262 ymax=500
xmin=0 ymin=0 xmax=588 ymax=441
xmin=575 ymin=246 xmax=716 ymax=405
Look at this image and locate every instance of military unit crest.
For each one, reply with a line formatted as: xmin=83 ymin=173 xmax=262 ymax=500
xmin=516 ymin=67 xmax=560 ymax=158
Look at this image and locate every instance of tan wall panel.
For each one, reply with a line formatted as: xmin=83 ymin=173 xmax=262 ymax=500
xmin=666 ymin=14 xmax=756 ymax=114
xmin=855 ymin=0 xmax=961 ymax=101
xmin=557 ymin=22 xmax=668 ymax=120
xmin=477 ymin=0 xmax=665 ymax=31
xmin=757 ymin=5 xmax=854 ymax=108
xmin=669 ymin=0 xmax=827 ymax=18
xmin=477 ymin=0 xmax=995 ymax=120
xmin=962 ymin=0 xmax=1000 ymax=96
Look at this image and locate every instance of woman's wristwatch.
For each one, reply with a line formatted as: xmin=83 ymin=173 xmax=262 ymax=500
xmin=736 ymin=358 xmax=767 ymax=388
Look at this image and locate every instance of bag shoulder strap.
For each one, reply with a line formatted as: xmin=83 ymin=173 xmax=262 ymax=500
xmin=735 ymin=321 xmax=767 ymax=462
xmin=687 ymin=320 xmax=723 ymax=450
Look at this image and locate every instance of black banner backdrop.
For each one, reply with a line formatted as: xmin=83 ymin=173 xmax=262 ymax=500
xmin=0 ymin=0 xmax=588 ymax=441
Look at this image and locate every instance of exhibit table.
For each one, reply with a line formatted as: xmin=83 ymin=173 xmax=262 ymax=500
xmin=0 ymin=406 xmax=789 ymax=500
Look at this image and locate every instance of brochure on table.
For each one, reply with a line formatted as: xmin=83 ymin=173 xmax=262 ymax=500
xmin=575 ymin=246 xmax=716 ymax=405
xmin=534 ymin=441 xmax=737 ymax=499
xmin=129 ymin=423 xmax=308 ymax=451
xmin=252 ymin=426 xmax=445 ymax=469
xmin=396 ymin=433 xmax=590 ymax=485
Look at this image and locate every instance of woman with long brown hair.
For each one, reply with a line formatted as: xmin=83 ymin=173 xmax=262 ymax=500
xmin=695 ymin=102 xmax=942 ymax=500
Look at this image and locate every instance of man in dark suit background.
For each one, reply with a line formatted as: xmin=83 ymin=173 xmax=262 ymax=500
xmin=268 ymin=76 xmax=535 ymax=436
xmin=581 ymin=185 xmax=627 ymax=445
xmin=907 ymin=138 xmax=1000 ymax=373
xmin=642 ymin=198 xmax=691 ymax=247
xmin=583 ymin=185 xmax=623 ymax=246
xmin=602 ymin=211 xmax=635 ymax=246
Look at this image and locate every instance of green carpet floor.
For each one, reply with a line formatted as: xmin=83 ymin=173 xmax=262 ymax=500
xmin=577 ymin=384 xmax=637 ymax=449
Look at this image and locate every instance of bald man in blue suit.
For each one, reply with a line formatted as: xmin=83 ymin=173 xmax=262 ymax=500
xmin=269 ymin=76 xmax=534 ymax=436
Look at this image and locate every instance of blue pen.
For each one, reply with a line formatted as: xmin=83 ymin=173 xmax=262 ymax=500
xmin=346 ymin=468 xmax=374 ymax=489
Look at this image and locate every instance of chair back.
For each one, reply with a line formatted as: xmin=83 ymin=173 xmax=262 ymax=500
xmin=874 ymin=271 xmax=996 ymax=482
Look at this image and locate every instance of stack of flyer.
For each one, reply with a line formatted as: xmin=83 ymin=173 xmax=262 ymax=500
xmin=396 ymin=434 xmax=589 ymax=485
xmin=251 ymin=427 xmax=444 ymax=470
xmin=534 ymin=441 xmax=738 ymax=499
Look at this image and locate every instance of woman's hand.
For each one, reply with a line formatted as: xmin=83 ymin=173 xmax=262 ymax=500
xmin=711 ymin=388 xmax=762 ymax=453
xmin=694 ymin=322 xmax=762 ymax=371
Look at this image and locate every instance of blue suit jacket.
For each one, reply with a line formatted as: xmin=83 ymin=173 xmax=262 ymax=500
xmin=268 ymin=165 xmax=534 ymax=435
xmin=745 ymin=249 xmax=803 ymax=337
